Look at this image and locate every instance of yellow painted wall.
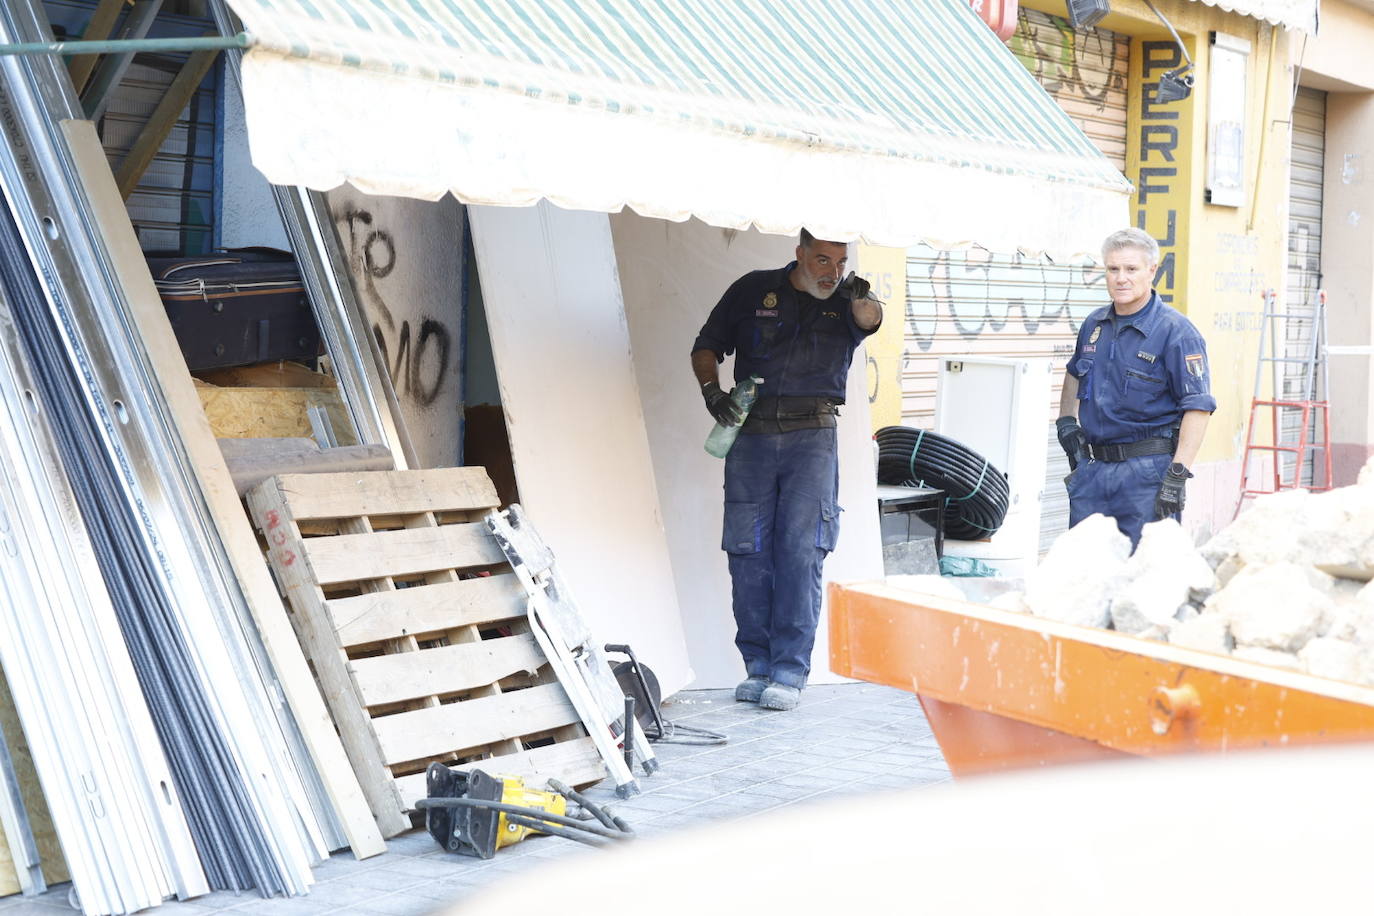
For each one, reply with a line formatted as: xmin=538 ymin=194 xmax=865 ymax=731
xmin=857 ymin=245 xmax=908 ymax=431
xmin=1024 ymin=0 xmax=1295 ymax=467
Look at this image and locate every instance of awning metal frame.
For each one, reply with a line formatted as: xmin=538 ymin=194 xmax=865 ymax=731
xmin=0 ymin=31 xmax=253 ymax=57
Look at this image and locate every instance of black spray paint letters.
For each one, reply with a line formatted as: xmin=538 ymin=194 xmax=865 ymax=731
xmin=335 ymin=205 xmax=453 ymax=407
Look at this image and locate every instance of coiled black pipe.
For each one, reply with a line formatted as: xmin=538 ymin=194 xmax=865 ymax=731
xmin=875 ymin=426 xmax=1010 ymax=541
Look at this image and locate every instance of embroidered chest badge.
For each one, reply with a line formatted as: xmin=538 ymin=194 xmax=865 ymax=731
xmin=763 ymin=291 xmax=778 ymax=309
xmin=1185 ymin=353 xmax=1206 ymax=377
xmin=822 ymin=310 xmax=839 ymax=319
xmin=1088 ymin=326 xmax=1102 ymax=344
xmin=1137 ymin=351 xmax=1157 ymax=363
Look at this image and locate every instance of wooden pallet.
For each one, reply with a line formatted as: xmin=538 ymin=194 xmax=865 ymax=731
xmin=246 ymin=468 xmax=606 ymax=836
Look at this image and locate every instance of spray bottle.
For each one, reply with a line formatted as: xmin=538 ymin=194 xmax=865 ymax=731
xmin=704 ymin=376 xmax=763 ymax=459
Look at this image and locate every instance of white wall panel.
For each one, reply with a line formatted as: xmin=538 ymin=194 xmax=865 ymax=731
xmin=469 ymin=203 xmax=692 ymax=695
xmin=612 ymin=213 xmax=882 ymax=689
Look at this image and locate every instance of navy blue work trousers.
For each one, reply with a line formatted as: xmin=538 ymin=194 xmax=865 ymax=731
xmin=1067 ymin=452 xmax=1174 ymax=547
xmin=721 ymin=427 xmax=840 ymax=689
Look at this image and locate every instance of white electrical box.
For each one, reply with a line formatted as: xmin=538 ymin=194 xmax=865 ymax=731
xmin=934 ymin=356 xmax=1052 ymax=577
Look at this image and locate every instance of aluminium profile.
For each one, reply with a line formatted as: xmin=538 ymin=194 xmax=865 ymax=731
xmin=0 ymin=0 xmax=335 ymax=867
xmin=0 ymin=279 xmax=206 ymax=913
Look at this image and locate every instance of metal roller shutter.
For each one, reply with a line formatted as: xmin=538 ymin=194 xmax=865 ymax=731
xmin=902 ymin=8 xmax=1129 ymax=553
xmin=45 ymin=0 xmax=218 ymax=255
xmin=1284 ymin=87 xmax=1325 ymax=486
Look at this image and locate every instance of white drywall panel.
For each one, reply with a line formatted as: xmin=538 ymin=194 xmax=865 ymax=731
xmin=611 ymin=213 xmax=883 ymax=689
xmin=468 ymin=202 xmax=693 ymax=695
xmin=323 ymin=190 xmax=465 ymax=469
xmin=218 ymin=63 xmax=289 ymax=250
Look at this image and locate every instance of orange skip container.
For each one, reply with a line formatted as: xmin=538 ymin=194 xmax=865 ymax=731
xmin=828 ymin=581 xmax=1374 ymax=775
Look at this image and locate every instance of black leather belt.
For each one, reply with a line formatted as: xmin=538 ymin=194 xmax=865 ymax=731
xmin=1088 ymin=437 xmax=1175 ymax=462
xmin=742 ymin=396 xmax=840 ymax=433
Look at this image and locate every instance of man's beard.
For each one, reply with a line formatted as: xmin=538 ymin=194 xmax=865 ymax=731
xmin=798 ymin=273 xmax=838 ymax=299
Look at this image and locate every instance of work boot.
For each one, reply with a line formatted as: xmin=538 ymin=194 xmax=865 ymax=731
xmin=735 ymin=676 xmax=769 ymax=703
xmin=758 ymin=683 xmax=801 ymax=711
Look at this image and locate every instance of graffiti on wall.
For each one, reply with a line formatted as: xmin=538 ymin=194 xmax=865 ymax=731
xmin=904 ymin=248 xmax=1105 ymax=354
xmin=334 ymin=204 xmax=454 ymax=408
xmin=1009 ymin=10 xmax=1126 ymax=113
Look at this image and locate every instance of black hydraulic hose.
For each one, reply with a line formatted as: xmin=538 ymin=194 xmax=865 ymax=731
xmin=413 ymin=798 xmax=632 ymax=841
xmin=502 ymin=814 xmax=610 ymax=848
xmin=547 ymin=779 xmax=631 ymax=835
xmin=875 ymin=426 xmax=1011 ymax=541
xmin=653 ymin=722 xmax=728 ymax=746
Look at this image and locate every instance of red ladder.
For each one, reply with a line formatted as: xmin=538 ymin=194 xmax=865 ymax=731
xmin=1234 ymin=289 xmax=1332 ymax=518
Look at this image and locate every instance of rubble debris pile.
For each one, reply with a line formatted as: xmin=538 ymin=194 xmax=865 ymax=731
xmin=1014 ymin=456 xmax=1374 ymax=685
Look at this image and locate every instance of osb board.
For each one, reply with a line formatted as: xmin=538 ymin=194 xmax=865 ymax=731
xmin=246 ymin=467 xmax=605 ymax=820
xmin=0 ymin=672 xmax=67 ymax=896
xmin=195 ymin=362 xmax=338 ymax=390
xmin=198 ymin=386 xmax=357 ymax=445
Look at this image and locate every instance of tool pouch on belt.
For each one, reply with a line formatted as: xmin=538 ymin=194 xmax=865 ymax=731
xmin=742 ymin=396 xmax=840 ymax=433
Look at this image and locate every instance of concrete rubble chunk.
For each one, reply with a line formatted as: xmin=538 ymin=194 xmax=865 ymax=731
xmin=1024 ymin=514 xmax=1130 ymax=629
xmin=1360 ymin=580 xmax=1374 ymax=605
xmin=1358 ymin=455 xmax=1374 ymax=488
xmin=1214 ymin=554 xmax=1246 ymax=589
xmin=1349 ymin=603 xmax=1374 ymax=648
xmin=1301 ymin=487 xmax=1374 ymax=582
xmin=1233 ymin=645 xmax=1302 ymax=671
xmin=1299 ymin=637 xmax=1365 ymax=683
xmin=1322 ymin=608 xmax=1358 ymax=642
xmin=1206 ymin=562 xmax=1326 ymax=652
xmin=1168 ymin=613 xmax=1230 ymax=655
xmin=1110 ymin=520 xmax=1216 ymax=635
xmin=1200 ymin=489 xmax=1311 ymax=570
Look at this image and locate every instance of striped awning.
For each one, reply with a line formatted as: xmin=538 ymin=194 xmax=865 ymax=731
xmin=224 ymin=0 xmax=1131 ymax=257
xmin=1187 ymin=0 xmax=1319 ymax=32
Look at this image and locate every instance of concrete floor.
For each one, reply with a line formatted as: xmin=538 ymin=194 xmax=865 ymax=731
xmin=4 ymin=683 xmax=948 ymax=916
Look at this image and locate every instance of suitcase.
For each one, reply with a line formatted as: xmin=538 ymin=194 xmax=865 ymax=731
xmin=147 ymin=249 xmax=320 ymax=371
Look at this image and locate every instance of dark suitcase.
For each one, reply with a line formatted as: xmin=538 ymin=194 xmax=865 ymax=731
xmin=147 ymin=249 xmax=320 ymax=371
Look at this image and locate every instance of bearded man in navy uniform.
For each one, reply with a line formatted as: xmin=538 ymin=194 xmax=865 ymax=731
xmin=690 ymin=230 xmax=882 ymax=711
xmin=1056 ymin=228 xmax=1217 ymax=547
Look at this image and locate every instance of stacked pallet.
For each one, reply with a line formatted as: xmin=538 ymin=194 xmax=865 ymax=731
xmin=247 ymin=468 xmax=606 ymax=834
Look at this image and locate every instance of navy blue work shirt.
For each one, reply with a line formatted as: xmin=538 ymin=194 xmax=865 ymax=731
xmin=691 ymin=263 xmax=879 ymax=401
xmin=1066 ymin=290 xmax=1217 ymax=445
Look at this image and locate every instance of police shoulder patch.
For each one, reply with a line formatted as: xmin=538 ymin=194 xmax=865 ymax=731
xmin=1185 ymin=353 xmax=1206 ymax=377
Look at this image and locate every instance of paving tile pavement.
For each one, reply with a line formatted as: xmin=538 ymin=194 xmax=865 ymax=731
xmin=11 ymin=683 xmax=947 ymax=916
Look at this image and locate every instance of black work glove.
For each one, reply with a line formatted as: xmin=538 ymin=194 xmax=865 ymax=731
xmin=839 ymin=271 xmax=871 ymax=300
xmin=1153 ymin=462 xmax=1193 ymax=520
xmin=702 ymin=381 xmax=744 ymax=427
xmin=1055 ymin=416 xmax=1089 ymax=471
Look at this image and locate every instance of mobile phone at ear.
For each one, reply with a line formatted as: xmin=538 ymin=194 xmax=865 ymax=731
xmin=837 ymin=271 xmax=870 ymax=299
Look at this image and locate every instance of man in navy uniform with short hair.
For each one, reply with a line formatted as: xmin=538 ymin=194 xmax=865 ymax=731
xmin=690 ymin=229 xmax=881 ymax=711
xmin=1056 ymin=227 xmax=1216 ymax=547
